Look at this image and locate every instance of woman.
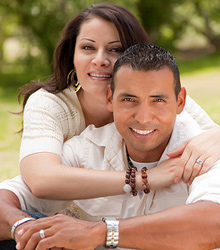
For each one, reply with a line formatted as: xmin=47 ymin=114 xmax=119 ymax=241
xmin=18 ymin=3 xmax=220 ymax=201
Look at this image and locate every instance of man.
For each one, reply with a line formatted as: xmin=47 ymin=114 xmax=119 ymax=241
xmin=1 ymin=44 xmax=220 ymax=250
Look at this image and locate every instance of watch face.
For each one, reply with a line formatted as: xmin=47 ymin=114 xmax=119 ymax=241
xmin=102 ymin=217 xmax=117 ymax=222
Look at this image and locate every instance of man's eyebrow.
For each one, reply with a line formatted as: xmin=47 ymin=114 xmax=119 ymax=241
xmin=118 ymin=93 xmax=137 ymax=98
xmin=150 ymin=94 xmax=168 ymax=99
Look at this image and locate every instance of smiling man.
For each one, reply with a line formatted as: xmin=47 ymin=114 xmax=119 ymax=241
xmin=109 ymin=58 xmax=185 ymax=163
xmin=2 ymin=44 xmax=220 ymax=250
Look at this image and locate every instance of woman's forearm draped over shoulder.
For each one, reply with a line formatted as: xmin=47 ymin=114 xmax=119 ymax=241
xmin=20 ymin=153 xmax=126 ymax=199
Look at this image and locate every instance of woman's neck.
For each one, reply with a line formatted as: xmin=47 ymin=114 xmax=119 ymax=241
xmin=77 ymin=90 xmax=113 ymax=127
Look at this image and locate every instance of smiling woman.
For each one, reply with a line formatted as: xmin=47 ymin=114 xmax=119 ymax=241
xmin=74 ymin=17 xmax=122 ymax=126
xmin=6 ymin=2 xmax=150 ymax=200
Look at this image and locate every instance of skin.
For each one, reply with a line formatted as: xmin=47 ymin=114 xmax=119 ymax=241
xmin=107 ymin=66 xmax=185 ymax=162
xmin=168 ymin=126 xmax=220 ymax=183
xmin=74 ymin=17 xmax=123 ymax=127
xmin=14 ymin=202 xmax=220 ymax=250
xmin=15 ymin=66 xmax=220 ymax=250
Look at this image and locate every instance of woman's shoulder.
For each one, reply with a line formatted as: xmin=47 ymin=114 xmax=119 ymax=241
xmin=23 ymin=87 xmax=85 ymax=140
xmin=24 ymin=87 xmax=83 ymax=117
xmin=26 ymin=88 xmax=73 ymax=108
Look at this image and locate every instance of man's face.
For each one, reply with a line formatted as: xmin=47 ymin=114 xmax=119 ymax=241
xmin=107 ymin=65 xmax=186 ymax=162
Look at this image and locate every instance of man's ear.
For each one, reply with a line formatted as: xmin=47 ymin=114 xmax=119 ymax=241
xmin=176 ymin=87 xmax=186 ymax=114
xmin=106 ymin=85 xmax=113 ymax=112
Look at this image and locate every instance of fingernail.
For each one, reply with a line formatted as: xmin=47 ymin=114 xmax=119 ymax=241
xmin=16 ymin=242 xmax=20 ymax=250
xmin=17 ymin=228 xmax=24 ymax=236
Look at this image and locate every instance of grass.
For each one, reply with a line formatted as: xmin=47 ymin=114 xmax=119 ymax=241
xmin=0 ymin=101 xmax=21 ymax=181
xmin=177 ymin=51 xmax=220 ymax=76
xmin=177 ymin=51 xmax=220 ymax=126
xmin=0 ymin=52 xmax=220 ymax=181
xmin=0 ymin=70 xmax=37 ymax=181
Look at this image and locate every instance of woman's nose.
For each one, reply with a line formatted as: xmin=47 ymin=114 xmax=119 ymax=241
xmin=92 ymin=50 xmax=110 ymax=67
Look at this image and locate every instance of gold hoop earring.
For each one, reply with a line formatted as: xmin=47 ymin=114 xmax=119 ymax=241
xmin=67 ymin=69 xmax=81 ymax=94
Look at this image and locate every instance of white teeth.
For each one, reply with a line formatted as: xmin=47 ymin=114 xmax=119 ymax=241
xmin=132 ymin=128 xmax=154 ymax=135
xmin=89 ymin=73 xmax=111 ymax=78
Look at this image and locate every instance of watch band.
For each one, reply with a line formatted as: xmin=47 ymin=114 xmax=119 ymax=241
xmin=102 ymin=217 xmax=119 ymax=248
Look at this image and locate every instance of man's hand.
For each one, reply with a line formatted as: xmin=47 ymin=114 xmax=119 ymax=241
xmin=16 ymin=214 xmax=106 ymax=250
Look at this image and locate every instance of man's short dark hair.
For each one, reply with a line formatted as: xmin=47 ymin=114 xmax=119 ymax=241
xmin=111 ymin=43 xmax=181 ymax=99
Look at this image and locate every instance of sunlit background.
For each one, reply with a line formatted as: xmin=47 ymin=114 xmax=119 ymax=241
xmin=0 ymin=0 xmax=220 ymax=180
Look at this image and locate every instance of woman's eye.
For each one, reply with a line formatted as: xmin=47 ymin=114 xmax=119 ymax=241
xmin=82 ymin=45 xmax=94 ymax=50
xmin=110 ymin=47 xmax=123 ymax=53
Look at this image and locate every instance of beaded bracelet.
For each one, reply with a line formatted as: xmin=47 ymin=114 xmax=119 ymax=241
xmin=130 ymin=166 xmax=137 ymax=196
xmin=141 ymin=167 xmax=150 ymax=194
xmin=123 ymin=165 xmax=137 ymax=196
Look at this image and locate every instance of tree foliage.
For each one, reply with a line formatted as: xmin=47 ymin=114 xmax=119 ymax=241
xmin=137 ymin=0 xmax=220 ymax=51
xmin=0 ymin=0 xmax=220 ymax=76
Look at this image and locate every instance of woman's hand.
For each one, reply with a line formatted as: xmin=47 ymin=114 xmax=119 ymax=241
xmin=147 ymin=157 xmax=182 ymax=190
xmin=167 ymin=127 xmax=220 ymax=184
xmin=16 ymin=214 xmax=104 ymax=250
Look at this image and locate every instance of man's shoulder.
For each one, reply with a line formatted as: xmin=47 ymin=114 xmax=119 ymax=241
xmin=65 ymin=122 xmax=120 ymax=147
xmin=167 ymin=110 xmax=204 ymax=152
xmin=176 ymin=109 xmax=204 ymax=138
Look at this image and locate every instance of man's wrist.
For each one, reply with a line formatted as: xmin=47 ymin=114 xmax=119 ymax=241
xmin=11 ymin=217 xmax=36 ymax=239
xmin=102 ymin=217 xmax=119 ymax=248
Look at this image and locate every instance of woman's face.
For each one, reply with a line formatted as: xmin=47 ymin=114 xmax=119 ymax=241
xmin=74 ymin=17 xmax=123 ymax=97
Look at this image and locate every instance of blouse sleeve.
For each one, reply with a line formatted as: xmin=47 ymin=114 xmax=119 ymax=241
xmin=19 ymin=88 xmax=85 ymax=162
xmin=184 ymin=95 xmax=219 ymax=130
xmin=0 ymin=175 xmax=72 ymax=216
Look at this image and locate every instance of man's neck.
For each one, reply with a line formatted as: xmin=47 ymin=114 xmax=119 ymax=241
xmin=126 ymin=134 xmax=172 ymax=163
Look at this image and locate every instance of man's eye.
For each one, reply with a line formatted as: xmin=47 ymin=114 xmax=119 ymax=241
xmin=154 ymin=98 xmax=164 ymax=102
xmin=123 ymin=98 xmax=134 ymax=102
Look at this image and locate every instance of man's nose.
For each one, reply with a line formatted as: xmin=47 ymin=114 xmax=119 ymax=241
xmin=134 ymin=104 xmax=153 ymax=124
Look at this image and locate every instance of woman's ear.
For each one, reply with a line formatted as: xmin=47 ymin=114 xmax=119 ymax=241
xmin=106 ymin=85 xmax=113 ymax=112
xmin=177 ymin=87 xmax=186 ymax=114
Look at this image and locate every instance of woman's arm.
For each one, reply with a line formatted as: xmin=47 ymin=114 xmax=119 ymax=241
xmin=21 ymin=153 xmax=181 ymax=200
xmin=20 ymin=153 xmax=126 ymax=199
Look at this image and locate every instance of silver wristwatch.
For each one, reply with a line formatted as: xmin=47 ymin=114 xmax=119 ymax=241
xmin=102 ymin=217 xmax=119 ymax=248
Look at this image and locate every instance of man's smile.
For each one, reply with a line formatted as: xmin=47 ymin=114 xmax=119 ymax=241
xmin=131 ymin=128 xmax=155 ymax=135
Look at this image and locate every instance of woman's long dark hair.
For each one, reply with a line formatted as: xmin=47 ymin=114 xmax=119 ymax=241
xmin=18 ymin=3 xmax=150 ymax=111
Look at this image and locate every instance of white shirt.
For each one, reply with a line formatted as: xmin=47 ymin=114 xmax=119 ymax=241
xmin=19 ymin=86 xmax=85 ymax=161
xmin=1 ymin=110 xmax=220 ymax=219
xmin=19 ymin=86 xmax=216 ymax=163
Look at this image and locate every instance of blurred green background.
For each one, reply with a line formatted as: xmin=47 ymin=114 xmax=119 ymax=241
xmin=0 ymin=0 xmax=220 ymax=181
